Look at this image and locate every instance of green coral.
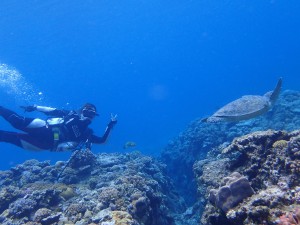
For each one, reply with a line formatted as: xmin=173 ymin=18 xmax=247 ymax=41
xmin=60 ymin=186 xmax=76 ymax=200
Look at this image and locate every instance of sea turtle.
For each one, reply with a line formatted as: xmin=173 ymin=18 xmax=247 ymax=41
xmin=202 ymin=78 xmax=282 ymax=123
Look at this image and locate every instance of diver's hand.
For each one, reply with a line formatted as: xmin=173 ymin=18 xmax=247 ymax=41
xmin=111 ymin=113 xmax=117 ymax=122
xmin=108 ymin=113 xmax=118 ymax=128
xmin=20 ymin=105 xmax=37 ymax=112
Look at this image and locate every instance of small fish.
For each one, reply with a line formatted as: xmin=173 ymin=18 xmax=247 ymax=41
xmin=123 ymin=141 xmax=136 ymax=149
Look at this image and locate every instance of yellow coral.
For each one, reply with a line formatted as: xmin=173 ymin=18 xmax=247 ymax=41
xmin=272 ymin=140 xmax=288 ymax=149
xmin=112 ymin=211 xmax=134 ymax=225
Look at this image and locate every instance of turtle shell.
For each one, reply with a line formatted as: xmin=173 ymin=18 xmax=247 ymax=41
xmin=203 ymin=78 xmax=282 ymax=123
xmin=211 ymin=95 xmax=270 ymax=121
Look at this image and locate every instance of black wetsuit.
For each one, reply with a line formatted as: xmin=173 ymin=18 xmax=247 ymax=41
xmin=0 ymin=106 xmax=115 ymax=151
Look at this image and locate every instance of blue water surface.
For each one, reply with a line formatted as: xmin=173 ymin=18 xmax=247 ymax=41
xmin=0 ymin=0 xmax=299 ymax=170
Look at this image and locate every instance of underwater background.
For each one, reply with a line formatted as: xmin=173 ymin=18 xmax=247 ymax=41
xmin=0 ymin=0 xmax=300 ymax=169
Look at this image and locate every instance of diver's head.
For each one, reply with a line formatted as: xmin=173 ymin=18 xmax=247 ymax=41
xmin=81 ymin=103 xmax=99 ymax=119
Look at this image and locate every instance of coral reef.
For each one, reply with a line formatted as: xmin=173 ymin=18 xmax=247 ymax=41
xmin=195 ymin=130 xmax=300 ymax=225
xmin=161 ymin=90 xmax=300 ymax=220
xmin=0 ymin=151 xmax=183 ymax=225
xmin=2 ymin=90 xmax=300 ymax=225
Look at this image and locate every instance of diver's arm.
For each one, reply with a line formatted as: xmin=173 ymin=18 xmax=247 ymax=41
xmin=36 ymin=106 xmax=70 ymax=117
xmin=20 ymin=105 xmax=69 ymax=117
xmin=91 ymin=119 xmax=117 ymax=144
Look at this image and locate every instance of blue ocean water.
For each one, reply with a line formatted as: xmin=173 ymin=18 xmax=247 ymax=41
xmin=0 ymin=0 xmax=299 ymax=170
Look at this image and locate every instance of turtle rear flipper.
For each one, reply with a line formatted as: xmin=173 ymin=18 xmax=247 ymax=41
xmin=269 ymin=77 xmax=282 ymax=104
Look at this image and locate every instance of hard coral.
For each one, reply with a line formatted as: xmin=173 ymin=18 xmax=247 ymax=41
xmin=287 ymin=160 xmax=300 ymax=174
xmin=33 ymin=208 xmax=52 ymax=222
xmin=288 ymin=136 xmax=300 ymax=159
xmin=112 ymin=211 xmax=134 ymax=225
xmin=273 ymin=140 xmax=288 ymax=149
xmin=8 ymin=198 xmax=37 ymax=218
xmin=278 ymin=208 xmax=300 ymax=225
xmin=209 ymin=172 xmax=254 ymax=213
xmin=59 ymin=186 xmax=76 ymax=200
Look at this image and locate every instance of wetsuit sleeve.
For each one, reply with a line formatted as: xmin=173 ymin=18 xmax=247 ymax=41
xmin=90 ymin=121 xmax=117 ymax=144
xmin=35 ymin=106 xmax=70 ymax=117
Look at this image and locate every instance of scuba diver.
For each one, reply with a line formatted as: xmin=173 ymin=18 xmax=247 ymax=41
xmin=0 ymin=103 xmax=117 ymax=152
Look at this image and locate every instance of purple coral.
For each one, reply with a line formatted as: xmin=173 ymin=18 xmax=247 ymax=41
xmin=209 ymin=172 xmax=255 ymax=213
xmin=278 ymin=208 xmax=300 ymax=225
